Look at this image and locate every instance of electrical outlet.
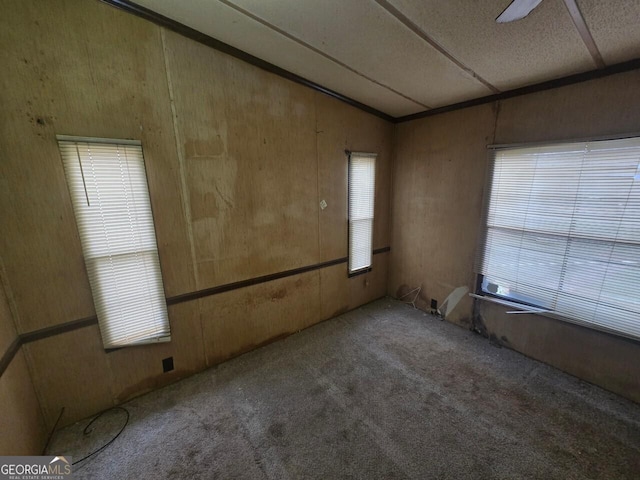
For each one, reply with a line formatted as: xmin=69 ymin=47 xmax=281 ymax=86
xmin=162 ymin=357 xmax=174 ymax=373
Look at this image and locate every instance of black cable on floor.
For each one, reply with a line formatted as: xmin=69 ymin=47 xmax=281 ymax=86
xmin=42 ymin=407 xmax=66 ymax=455
xmin=72 ymin=406 xmax=130 ymax=465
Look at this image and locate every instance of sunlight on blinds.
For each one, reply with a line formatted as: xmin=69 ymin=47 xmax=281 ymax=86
xmin=349 ymin=153 xmax=376 ymax=274
xmin=477 ymin=137 xmax=640 ymax=340
xmin=59 ymin=137 xmax=170 ymax=348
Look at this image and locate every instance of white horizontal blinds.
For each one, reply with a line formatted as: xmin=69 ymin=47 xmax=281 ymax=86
xmin=478 ymin=137 xmax=640 ymax=339
xmin=59 ymin=139 xmax=170 ymax=348
xmin=349 ymin=153 xmax=376 ymax=273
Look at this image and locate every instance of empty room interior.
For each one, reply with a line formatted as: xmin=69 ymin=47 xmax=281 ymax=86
xmin=1 ymin=0 xmax=640 ymax=478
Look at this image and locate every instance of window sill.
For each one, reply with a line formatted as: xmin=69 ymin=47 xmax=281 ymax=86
xmin=348 ymin=267 xmax=372 ymax=278
xmin=470 ymin=293 xmax=640 ymax=344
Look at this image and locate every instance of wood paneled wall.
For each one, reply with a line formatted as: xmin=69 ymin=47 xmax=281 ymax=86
xmin=390 ymin=69 xmax=640 ymax=403
xmin=6 ymin=0 xmax=637 ymax=455
xmin=0 ymin=261 xmax=47 ymax=454
xmin=0 ymin=0 xmax=392 ymax=436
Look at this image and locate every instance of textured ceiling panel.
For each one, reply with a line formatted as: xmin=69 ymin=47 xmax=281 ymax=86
xmin=199 ymin=0 xmax=493 ymax=108
xmin=578 ymin=0 xmax=640 ymax=65
xmin=385 ymin=0 xmax=596 ymax=91
xmin=134 ymin=0 xmax=425 ymax=117
xmin=126 ymin=0 xmax=640 ymax=118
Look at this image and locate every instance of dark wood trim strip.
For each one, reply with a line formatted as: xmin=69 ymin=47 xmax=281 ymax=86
xmin=99 ymin=0 xmax=394 ymax=123
xmin=395 ymin=57 xmax=640 ymax=123
xmin=166 ymin=256 xmax=349 ymax=306
xmin=0 ymin=248 xmax=391 ymax=359
xmin=168 ymin=248 xmax=390 ymax=305
xmin=0 ymin=337 xmax=21 ymax=378
xmin=21 ymin=316 xmax=99 ymax=344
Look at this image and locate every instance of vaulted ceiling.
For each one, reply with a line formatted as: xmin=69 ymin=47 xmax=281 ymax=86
xmin=128 ymin=0 xmax=640 ymax=118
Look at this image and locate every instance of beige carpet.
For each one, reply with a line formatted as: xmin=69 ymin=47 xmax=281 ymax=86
xmin=48 ymin=298 xmax=640 ymax=479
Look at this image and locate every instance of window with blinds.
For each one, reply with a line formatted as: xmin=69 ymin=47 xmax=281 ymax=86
xmin=476 ymin=136 xmax=640 ymax=340
xmin=58 ymin=136 xmax=170 ymax=349
xmin=348 ymin=152 xmax=377 ymax=275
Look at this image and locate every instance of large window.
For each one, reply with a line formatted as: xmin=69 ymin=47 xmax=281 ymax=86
xmin=477 ymin=136 xmax=640 ymax=340
xmin=58 ymin=136 xmax=170 ymax=348
xmin=348 ymin=152 xmax=377 ymax=275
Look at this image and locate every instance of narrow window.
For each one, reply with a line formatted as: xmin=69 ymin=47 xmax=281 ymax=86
xmin=58 ymin=136 xmax=170 ymax=348
xmin=477 ymin=136 xmax=640 ymax=340
xmin=348 ymin=152 xmax=377 ymax=275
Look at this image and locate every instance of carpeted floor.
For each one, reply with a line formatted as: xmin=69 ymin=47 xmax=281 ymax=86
xmin=48 ymin=298 xmax=640 ymax=479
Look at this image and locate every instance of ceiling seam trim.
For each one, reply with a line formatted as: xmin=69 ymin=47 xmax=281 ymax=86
xmin=99 ymin=0 xmax=394 ymax=121
xmin=395 ymin=57 xmax=640 ymax=123
xmin=562 ymin=0 xmax=605 ymax=69
xmin=373 ymin=0 xmax=500 ymax=94
xmin=217 ymin=0 xmax=431 ymax=109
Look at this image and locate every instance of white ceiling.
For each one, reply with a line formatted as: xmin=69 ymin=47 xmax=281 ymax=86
xmin=133 ymin=0 xmax=640 ymax=118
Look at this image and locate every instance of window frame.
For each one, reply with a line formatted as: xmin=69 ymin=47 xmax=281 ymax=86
xmin=347 ymin=150 xmax=377 ymax=277
xmin=475 ymin=134 xmax=640 ymax=341
xmin=58 ymin=135 xmax=171 ymax=349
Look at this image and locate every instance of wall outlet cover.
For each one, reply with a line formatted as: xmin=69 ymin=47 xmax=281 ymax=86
xmin=162 ymin=357 xmax=174 ymax=373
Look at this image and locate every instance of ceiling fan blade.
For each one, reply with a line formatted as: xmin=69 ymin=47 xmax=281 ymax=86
xmin=496 ymin=0 xmax=543 ymax=23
